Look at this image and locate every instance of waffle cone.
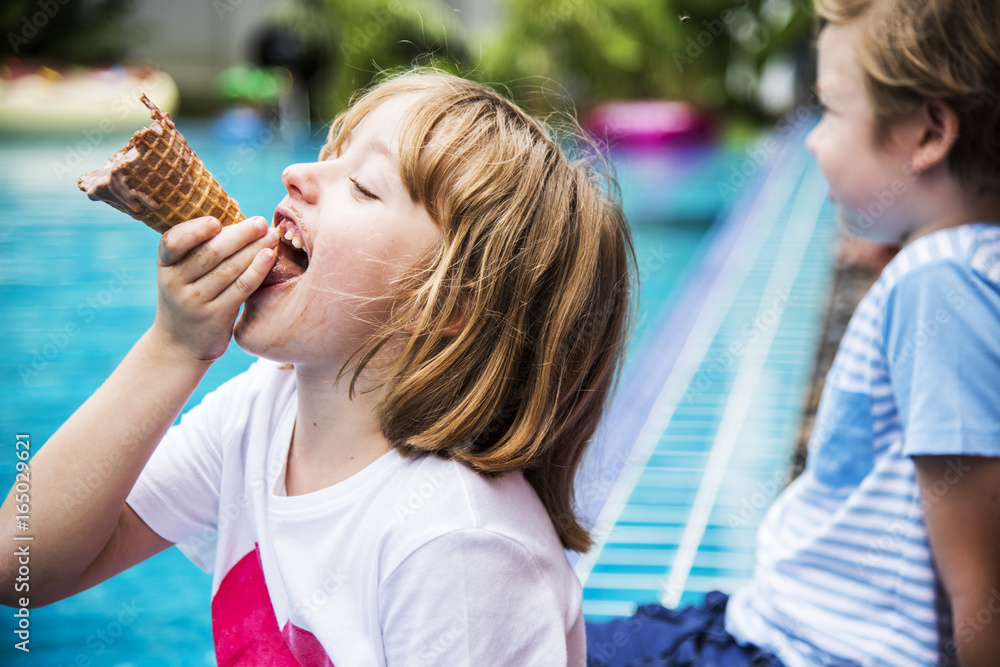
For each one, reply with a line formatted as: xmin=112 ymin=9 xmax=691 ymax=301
xmin=78 ymin=95 xmax=244 ymax=234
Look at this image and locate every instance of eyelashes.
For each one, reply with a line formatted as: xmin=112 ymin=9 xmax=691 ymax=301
xmin=350 ymin=177 xmax=378 ymax=200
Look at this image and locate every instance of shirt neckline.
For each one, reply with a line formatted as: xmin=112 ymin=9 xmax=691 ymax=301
xmin=267 ymin=398 xmax=404 ymax=515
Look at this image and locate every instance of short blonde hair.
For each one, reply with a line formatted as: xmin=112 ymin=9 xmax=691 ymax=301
xmin=320 ymin=70 xmax=635 ymax=553
xmin=815 ymin=0 xmax=1000 ymax=193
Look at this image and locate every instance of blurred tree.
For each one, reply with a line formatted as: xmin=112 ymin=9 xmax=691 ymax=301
xmin=484 ymin=0 xmax=813 ymax=119
xmin=274 ymin=0 xmax=814 ymax=124
xmin=275 ymin=0 xmax=468 ymax=119
xmin=2 ymin=0 xmax=135 ymax=63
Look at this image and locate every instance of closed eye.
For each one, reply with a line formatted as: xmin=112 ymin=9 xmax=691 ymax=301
xmin=351 ymin=177 xmax=378 ymax=200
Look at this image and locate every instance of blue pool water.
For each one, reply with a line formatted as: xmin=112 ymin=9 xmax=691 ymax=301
xmin=576 ymin=127 xmax=839 ymax=619
xmin=0 ymin=118 xmax=743 ymax=664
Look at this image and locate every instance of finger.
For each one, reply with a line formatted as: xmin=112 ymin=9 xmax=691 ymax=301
xmin=193 ymin=231 xmax=278 ymax=300
xmin=181 ymin=216 xmax=272 ymax=279
xmin=159 ymin=217 xmax=222 ymax=266
xmin=217 ymin=247 xmax=278 ymax=304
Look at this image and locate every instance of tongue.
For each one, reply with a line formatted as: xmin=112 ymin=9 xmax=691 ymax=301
xmin=260 ymin=254 xmax=305 ymax=288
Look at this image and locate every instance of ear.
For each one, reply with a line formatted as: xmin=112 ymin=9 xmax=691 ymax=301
xmin=402 ymin=287 xmax=471 ymax=338
xmin=909 ymin=100 xmax=960 ymax=173
xmin=439 ymin=288 xmax=472 ymax=337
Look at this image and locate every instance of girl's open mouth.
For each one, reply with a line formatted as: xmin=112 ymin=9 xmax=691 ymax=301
xmin=260 ymin=213 xmax=309 ymax=288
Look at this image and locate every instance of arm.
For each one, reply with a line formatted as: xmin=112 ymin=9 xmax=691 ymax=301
xmin=914 ymin=455 xmax=1000 ymax=667
xmin=883 ymin=260 xmax=1000 ymax=665
xmin=0 ymin=216 xmax=277 ymax=607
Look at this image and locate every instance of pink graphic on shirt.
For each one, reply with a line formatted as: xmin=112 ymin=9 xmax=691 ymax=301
xmin=212 ymin=544 xmax=334 ymax=667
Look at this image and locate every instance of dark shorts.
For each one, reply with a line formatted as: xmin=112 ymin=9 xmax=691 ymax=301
xmin=585 ymin=591 xmax=784 ymax=667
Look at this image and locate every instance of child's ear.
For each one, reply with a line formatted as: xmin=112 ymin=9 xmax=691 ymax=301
xmin=439 ymin=285 xmax=473 ymax=337
xmin=910 ymin=100 xmax=960 ymax=173
xmin=440 ymin=300 xmax=468 ymax=337
xmin=403 ymin=286 xmax=472 ymax=337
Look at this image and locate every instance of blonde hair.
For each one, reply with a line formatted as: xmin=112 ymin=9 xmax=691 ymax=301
xmin=814 ymin=0 xmax=1000 ymax=193
xmin=319 ymin=70 xmax=635 ymax=553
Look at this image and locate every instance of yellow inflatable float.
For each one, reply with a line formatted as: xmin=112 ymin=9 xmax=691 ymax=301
xmin=0 ymin=62 xmax=179 ymax=135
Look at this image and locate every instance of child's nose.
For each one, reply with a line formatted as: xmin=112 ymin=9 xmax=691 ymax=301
xmin=805 ymin=125 xmax=819 ymax=155
xmin=282 ymin=163 xmax=320 ymax=204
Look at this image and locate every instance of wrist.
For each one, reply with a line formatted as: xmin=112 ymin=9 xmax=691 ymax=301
xmin=140 ymin=326 xmax=219 ymax=372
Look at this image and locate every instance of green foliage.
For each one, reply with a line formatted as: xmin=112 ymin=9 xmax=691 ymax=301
xmin=287 ymin=0 xmax=815 ymax=120
xmin=488 ymin=0 xmax=704 ymax=110
xmin=2 ymin=0 xmax=135 ymax=63
xmin=484 ymin=0 xmax=815 ymax=115
xmin=276 ymin=0 xmax=469 ymax=119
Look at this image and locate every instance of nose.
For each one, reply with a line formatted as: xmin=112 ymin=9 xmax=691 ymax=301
xmin=282 ymin=163 xmax=320 ymax=204
xmin=805 ymin=124 xmax=819 ymax=155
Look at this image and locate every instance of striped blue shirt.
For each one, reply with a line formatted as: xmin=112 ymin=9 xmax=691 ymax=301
xmin=725 ymin=223 xmax=1000 ymax=666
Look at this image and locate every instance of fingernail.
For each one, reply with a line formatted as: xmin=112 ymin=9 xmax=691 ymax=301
xmin=253 ymin=216 xmax=268 ymax=233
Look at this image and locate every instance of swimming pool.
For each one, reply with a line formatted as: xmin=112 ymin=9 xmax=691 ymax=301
xmin=577 ymin=131 xmax=839 ymax=618
xmin=0 ymin=120 xmax=740 ymax=664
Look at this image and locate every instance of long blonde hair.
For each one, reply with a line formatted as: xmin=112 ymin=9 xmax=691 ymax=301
xmin=319 ymin=70 xmax=635 ymax=553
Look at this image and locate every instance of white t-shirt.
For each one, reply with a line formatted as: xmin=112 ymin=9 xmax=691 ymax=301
xmin=126 ymin=359 xmax=585 ymax=666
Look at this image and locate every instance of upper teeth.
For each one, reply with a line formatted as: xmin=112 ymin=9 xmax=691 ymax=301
xmin=277 ymin=217 xmax=304 ymax=252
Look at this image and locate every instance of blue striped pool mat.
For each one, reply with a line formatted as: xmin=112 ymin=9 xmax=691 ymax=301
xmin=576 ymin=125 xmax=840 ymax=620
